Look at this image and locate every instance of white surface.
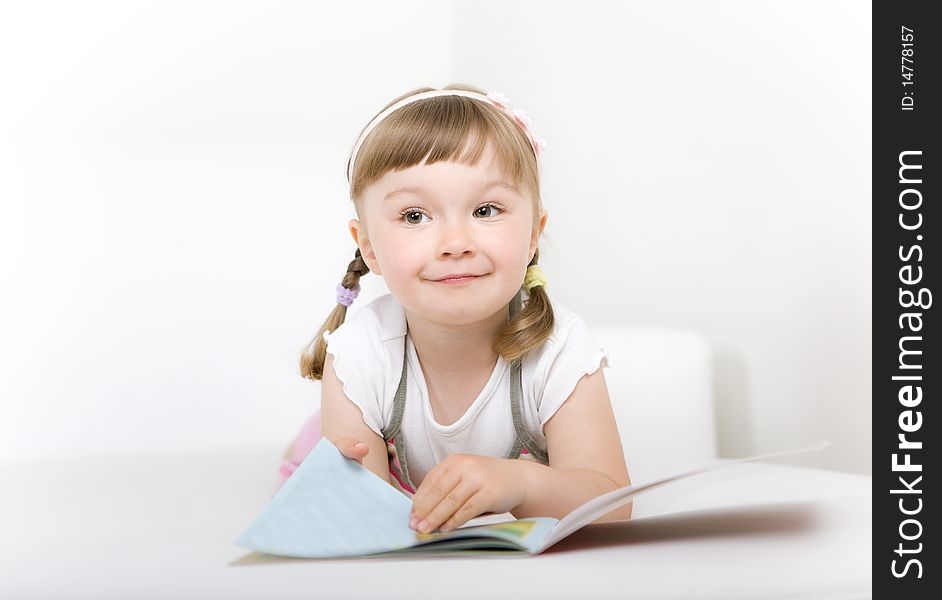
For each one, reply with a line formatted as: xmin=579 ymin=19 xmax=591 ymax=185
xmin=0 ymin=446 xmax=870 ymax=599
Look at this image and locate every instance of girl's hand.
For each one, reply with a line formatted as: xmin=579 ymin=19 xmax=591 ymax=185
xmin=409 ymin=454 xmax=526 ymax=534
xmin=331 ymin=436 xmax=370 ymax=464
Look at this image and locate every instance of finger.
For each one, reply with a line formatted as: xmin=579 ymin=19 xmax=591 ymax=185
xmin=416 ymin=480 xmax=475 ymax=534
xmin=333 ymin=437 xmax=369 ymax=464
xmin=439 ymin=490 xmax=488 ymax=533
xmin=410 ymin=466 xmax=461 ymax=530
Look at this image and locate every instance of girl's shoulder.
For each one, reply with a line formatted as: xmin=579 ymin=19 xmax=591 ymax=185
xmin=528 ymin=293 xmax=611 ymax=423
xmin=322 ymin=295 xmax=399 ymax=439
xmin=537 ymin=292 xmax=588 ymax=346
xmin=522 ymin=287 xmax=580 ymax=331
xmin=326 ymin=293 xmax=406 ymax=347
xmin=528 ymin=293 xmax=608 ymax=379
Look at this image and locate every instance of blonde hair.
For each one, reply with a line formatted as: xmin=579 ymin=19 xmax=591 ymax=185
xmin=299 ymin=83 xmax=554 ymax=380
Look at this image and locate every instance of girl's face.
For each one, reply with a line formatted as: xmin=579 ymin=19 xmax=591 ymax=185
xmin=350 ymin=142 xmax=547 ymax=327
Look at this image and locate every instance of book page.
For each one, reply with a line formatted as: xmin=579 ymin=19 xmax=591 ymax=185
xmin=539 ymin=440 xmax=831 ymax=552
xmin=400 ymin=517 xmax=558 ymax=554
xmin=237 ymin=439 xmax=556 ymax=558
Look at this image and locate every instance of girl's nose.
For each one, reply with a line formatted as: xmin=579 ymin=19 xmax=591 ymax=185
xmin=437 ymin=222 xmax=477 ymax=257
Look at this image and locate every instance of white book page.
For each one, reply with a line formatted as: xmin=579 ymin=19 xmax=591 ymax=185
xmin=538 ymin=440 xmax=831 ymax=552
xmin=461 ymin=512 xmax=518 ymax=528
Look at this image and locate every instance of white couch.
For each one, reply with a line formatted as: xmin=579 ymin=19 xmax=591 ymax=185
xmin=595 ymin=327 xmax=718 ymax=491
xmin=0 ymin=327 xmax=871 ymax=598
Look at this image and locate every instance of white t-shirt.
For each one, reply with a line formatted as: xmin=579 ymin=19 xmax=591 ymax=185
xmin=323 ymin=290 xmax=611 ymax=487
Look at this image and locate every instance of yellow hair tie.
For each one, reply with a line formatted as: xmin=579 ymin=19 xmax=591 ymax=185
xmin=524 ymin=264 xmax=547 ymax=291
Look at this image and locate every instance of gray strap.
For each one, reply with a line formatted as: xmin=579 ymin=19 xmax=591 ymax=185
xmin=381 ymin=339 xmax=415 ymax=490
xmin=506 ymin=353 xmax=549 ymax=464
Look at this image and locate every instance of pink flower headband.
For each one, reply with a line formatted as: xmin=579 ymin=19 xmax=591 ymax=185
xmin=346 ymin=89 xmax=546 ymax=183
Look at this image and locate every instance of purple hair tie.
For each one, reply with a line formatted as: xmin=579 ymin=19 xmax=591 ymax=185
xmin=336 ymin=282 xmax=360 ymax=307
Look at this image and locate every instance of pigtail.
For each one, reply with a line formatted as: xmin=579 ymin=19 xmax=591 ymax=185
xmin=298 ymin=248 xmax=371 ymax=381
xmin=493 ymin=249 xmax=555 ymax=363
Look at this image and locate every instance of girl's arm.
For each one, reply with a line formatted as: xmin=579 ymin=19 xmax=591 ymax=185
xmin=511 ymin=367 xmax=632 ymax=521
xmin=320 ymin=353 xmax=392 ymax=485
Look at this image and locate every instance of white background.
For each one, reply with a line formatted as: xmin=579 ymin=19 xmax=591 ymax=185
xmin=0 ymin=1 xmax=871 ymax=474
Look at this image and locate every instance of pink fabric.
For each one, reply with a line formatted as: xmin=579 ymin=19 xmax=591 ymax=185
xmin=274 ymin=409 xmax=322 ymax=495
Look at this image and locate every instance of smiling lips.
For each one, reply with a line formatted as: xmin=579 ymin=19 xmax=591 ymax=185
xmin=434 ymin=273 xmax=482 ymax=284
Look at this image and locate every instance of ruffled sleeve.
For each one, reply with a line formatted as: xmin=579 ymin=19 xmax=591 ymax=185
xmin=534 ymin=314 xmax=611 ymax=431
xmin=323 ymin=316 xmax=387 ymax=438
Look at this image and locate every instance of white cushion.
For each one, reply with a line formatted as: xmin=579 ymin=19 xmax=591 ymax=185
xmin=594 ymin=327 xmax=717 ymax=483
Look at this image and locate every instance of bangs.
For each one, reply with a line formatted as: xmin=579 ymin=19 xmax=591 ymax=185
xmin=348 ymin=90 xmax=540 ymax=206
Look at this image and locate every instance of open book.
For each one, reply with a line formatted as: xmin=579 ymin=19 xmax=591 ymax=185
xmin=235 ymin=438 xmax=830 ymax=559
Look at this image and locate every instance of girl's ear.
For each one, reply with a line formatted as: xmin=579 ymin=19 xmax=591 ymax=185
xmin=349 ymin=218 xmax=383 ymax=275
xmin=529 ymin=209 xmax=548 ymax=260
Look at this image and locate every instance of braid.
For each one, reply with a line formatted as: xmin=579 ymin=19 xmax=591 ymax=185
xmin=340 ymin=248 xmax=370 ymax=295
xmin=299 ymin=247 xmax=372 ymax=381
xmin=493 ymin=249 xmax=555 ymax=363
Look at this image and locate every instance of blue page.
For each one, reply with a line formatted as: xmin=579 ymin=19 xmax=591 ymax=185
xmin=236 ymin=438 xmax=416 ymax=558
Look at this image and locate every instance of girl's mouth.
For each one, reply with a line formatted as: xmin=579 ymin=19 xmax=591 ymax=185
xmin=434 ymin=275 xmax=480 ymax=285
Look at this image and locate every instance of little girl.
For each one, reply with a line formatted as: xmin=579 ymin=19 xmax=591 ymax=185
xmin=283 ymin=83 xmax=630 ymax=534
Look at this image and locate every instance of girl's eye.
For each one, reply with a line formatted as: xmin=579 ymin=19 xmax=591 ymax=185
xmin=399 ymin=209 xmax=428 ymax=225
xmin=475 ymin=203 xmax=505 ymax=219
xmin=398 ymin=203 xmax=505 ymax=225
